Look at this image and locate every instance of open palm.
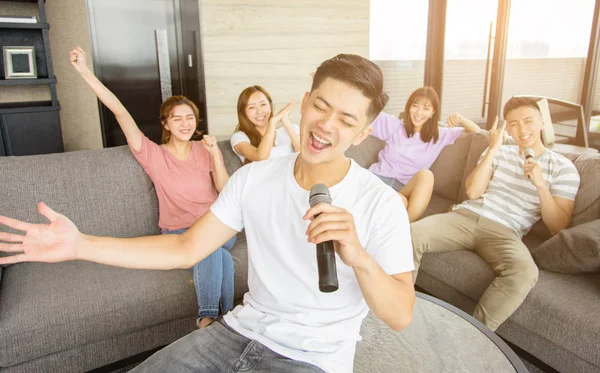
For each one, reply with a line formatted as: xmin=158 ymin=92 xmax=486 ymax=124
xmin=0 ymin=202 xmax=79 ymax=264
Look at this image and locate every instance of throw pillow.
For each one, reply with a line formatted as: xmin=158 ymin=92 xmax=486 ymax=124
xmin=561 ymin=152 xmax=600 ymax=227
xmin=430 ymin=133 xmax=473 ymax=201
xmin=531 ymin=219 xmax=600 ymax=274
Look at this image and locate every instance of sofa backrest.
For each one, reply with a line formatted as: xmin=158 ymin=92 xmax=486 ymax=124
xmin=430 ymin=134 xmax=475 ymax=201
xmin=217 ymin=135 xmax=388 ymax=176
xmin=218 ymin=140 xmax=243 ymax=176
xmin=457 ymin=132 xmax=491 ymax=203
xmin=345 ymin=135 xmax=385 ymax=169
xmin=562 ymin=152 xmax=600 ymax=227
xmin=0 ymin=146 xmax=161 ymax=240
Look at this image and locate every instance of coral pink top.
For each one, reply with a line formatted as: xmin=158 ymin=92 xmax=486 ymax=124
xmin=130 ymin=136 xmax=217 ymax=231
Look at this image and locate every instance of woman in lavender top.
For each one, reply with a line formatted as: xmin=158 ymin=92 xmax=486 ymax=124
xmin=369 ymin=87 xmax=481 ymax=222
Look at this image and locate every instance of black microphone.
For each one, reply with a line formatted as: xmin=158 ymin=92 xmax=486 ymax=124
xmin=309 ymin=184 xmax=339 ymax=293
xmin=524 ymin=148 xmax=534 ymax=179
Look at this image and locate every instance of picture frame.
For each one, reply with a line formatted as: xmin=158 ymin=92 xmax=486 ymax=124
xmin=3 ymin=46 xmax=37 ymax=79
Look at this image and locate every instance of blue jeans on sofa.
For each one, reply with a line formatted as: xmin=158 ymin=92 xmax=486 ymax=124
xmin=163 ymin=229 xmax=237 ymax=319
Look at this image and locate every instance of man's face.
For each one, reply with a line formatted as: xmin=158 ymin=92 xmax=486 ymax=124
xmin=505 ymin=106 xmax=544 ymax=150
xmin=299 ymin=78 xmax=372 ymax=165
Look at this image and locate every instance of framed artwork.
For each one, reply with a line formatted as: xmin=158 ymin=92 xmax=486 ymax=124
xmin=3 ymin=46 xmax=37 ymax=79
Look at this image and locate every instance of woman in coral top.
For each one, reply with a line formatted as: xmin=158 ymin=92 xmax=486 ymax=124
xmin=70 ymin=47 xmax=233 ymax=328
xmin=369 ymin=87 xmax=481 ymax=222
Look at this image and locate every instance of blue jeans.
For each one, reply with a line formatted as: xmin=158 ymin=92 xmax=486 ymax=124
xmin=163 ymin=228 xmax=237 ymax=319
xmin=130 ymin=320 xmax=324 ymax=373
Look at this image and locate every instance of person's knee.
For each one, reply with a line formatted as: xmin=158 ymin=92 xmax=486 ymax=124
xmin=410 ymin=220 xmax=430 ymax=256
xmin=508 ymin=257 xmax=539 ymax=287
xmin=416 ymin=169 xmax=434 ymax=187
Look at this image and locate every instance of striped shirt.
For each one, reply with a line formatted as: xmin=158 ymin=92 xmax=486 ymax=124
xmin=456 ymin=146 xmax=580 ymax=238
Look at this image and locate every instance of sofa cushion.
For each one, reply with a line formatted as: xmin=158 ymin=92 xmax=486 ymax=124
xmin=345 ymin=135 xmax=385 ymax=169
xmin=530 ymin=219 xmax=600 ymax=274
xmin=0 ymin=262 xmax=196 ymax=367
xmin=430 ymin=134 xmax=473 ymax=201
xmin=562 ymin=153 xmax=600 ymax=227
xmin=499 ymin=271 xmax=600 ymax=372
xmin=218 ymin=140 xmax=243 ymax=176
xmin=457 ymin=131 xmax=490 ymax=203
xmin=0 ymin=147 xmax=161 ymax=250
xmin=421 ymin=194 xmax=455 ymax=219
xmin=0 ymin=229 xmax=250 ymax=368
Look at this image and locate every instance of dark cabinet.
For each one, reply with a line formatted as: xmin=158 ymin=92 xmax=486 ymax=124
xmin=0 ymin=0 xmax=63 ymax=156
xmin=0 ymin=107 xmax=63 ymax=156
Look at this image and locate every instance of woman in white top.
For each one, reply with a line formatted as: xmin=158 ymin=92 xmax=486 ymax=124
xmin=230 ymin=85 xmax=300 ymax=164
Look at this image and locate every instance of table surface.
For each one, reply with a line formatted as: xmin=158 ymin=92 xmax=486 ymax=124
xmin=355 ymin=292 xmax=528 ymax=372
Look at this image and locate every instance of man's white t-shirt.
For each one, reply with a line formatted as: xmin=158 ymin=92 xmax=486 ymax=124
xmin=230 ymin=124 xmax=300 ymax=163
xmin=210 ymin=153 xmax=414 ymax=373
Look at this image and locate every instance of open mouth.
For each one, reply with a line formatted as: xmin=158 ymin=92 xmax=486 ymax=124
xmin=412 ymin=116 xmax=426 ymax=124
xmin=519 ymin=134 xmax=532 ymax=141
xmin=308 ymin=132 xmax=332 ymax=152
xmin=179 ymin=129 xmax=192 ymax=135
xmin=255 ymin=115 xmax=267 ymax=122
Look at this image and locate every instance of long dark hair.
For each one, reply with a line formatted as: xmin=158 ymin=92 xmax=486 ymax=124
xmin=233 ymin=86 xmax=274 ymax=149
xmin=403 ymin=87 xmax=440 ymax=143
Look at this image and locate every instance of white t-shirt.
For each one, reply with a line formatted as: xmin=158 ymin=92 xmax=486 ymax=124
xmin=230 ymin=124 xmax=300 ymax=163
xmin=210 ymin=153 xmax=414 ymax=373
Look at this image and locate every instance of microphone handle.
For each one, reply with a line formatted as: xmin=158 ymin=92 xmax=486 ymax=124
xmin=317 ymin=240 xmax=339 ymax=292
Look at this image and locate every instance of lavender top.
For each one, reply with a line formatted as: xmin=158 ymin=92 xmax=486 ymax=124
xmin=368 ymin=112 xmax=464 ymax=184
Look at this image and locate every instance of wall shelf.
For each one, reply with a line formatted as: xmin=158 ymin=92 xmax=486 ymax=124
xmin=0 ymin=22 xmax=49 ymax=29
xmin=0 ymin=77 xmax=56 ymax=86
xmin=0 ymin=100 xmax=59 ymax=113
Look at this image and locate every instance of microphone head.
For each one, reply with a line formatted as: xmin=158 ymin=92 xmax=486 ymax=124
xmin=309 ymin=183 xmax=331 ymax=208
xmin=524 ymin=148 xmax=534 ymax=159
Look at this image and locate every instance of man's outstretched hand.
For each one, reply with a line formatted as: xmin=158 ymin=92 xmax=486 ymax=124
xmin=0 ymin=202 xmax=80 ymax=265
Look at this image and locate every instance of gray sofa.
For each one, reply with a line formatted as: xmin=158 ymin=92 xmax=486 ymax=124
xmin=1 ymin=132 xmax=597 ymax=372
xmin=352 ymin=132 xmax=600 ymax=373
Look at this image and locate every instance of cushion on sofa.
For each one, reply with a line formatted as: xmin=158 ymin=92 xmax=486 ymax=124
xmin=562 ymin=153 xmax=600 ymax=227
xmin=218 ymin=140 xmax=243 ymax=176
xmin=456 ymin=131 xmax=490 ymax=203
xmin=430 ymin=134 xmax=473 ymax=201
xmin=0 ymin=147 xmax=161 ymax=243
xmin=345 ymin=135 xmax=385 ymax=169
xmin=530 ymin=219 xmax=600 ymax=274
xmin=422 ymin=194 xmax=455 ymax=218
xmin=498 ymin=271 xmax=600 ymax=372
xmin=0 ymin=229 xmax=251 ymax=368
xmin=0 ymin=261 xmax=196 ymax=367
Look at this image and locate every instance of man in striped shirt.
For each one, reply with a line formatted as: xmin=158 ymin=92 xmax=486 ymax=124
xmin=411 ymin=97 xmax=580 ymax=331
